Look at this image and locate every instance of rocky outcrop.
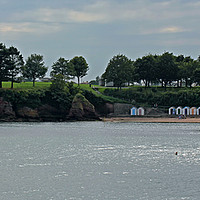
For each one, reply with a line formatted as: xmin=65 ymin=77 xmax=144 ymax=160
xmin=68 ymin=93 xmax=99 ymax=120
xmin=16 ymin=107 xmax=39 ymax=119
xmin=0 ymin=97 xmax=15 ymax=120
xmin=37 ymin=104 xmax=66 ymax=121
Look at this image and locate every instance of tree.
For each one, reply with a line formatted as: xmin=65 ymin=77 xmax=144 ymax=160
xmin=50 ymin=74 xmax=66 ymax=91
xmin=50 ymin=57 xmax=74 ymax=81
xmin=134 ymin=54 xmax=157 ymax=87
xmin=193 ymin=68 xmax=200 ymax=86
xmin=157 ymin=52 xmax=178 ymax=88
xmin=70 ymin=56 xmax=89 ymax=85
xmin=22 ymin=54 xmax=47 ymax=87
xmin=0 ymin=43 xmax=9 ymax=88
xmin=178 ymin=57 xmax=199 ymax=87
xmin=103 ymin=54 xmax=134 ymax=89
xmin=7 ymin=46 xmax=24 ymax=88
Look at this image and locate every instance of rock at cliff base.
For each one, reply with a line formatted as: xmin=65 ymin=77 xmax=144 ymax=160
xmin=16 ymin=107 xmax=39 ymax=119
xmin=69 ymin=93 xmax=99 ymax=120
xmin=0 ymin=97 xmax=15 ymax=120
xmin=38 ymin=104 xmax=66 ymax=121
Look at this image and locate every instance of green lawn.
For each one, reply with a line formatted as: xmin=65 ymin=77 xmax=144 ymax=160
xmin=2 ymin=81 xmax=51 ymax=89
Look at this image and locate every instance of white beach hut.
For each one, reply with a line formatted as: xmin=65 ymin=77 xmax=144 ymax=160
xmin=137 ymin=107 xmax=145 ymax=116
xmin=197 ymin=107 xmax=200 ymax=115
xmin=176 ymin=106 xmax=183 ymax=115
xmin=183 ymin=106 xmax=190 ymax=116
xmin=190 ymin=107 xmax=197 ymax=115
xmin=169 ymin=107 xmax=176 ymax=115
xmin=131 ymin=107 xmax=137 ymax=116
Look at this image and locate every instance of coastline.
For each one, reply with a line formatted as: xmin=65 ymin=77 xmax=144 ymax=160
xmin=101 ymin=116 xmax=200 ymax=123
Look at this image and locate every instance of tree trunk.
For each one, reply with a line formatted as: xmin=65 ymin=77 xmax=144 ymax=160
xmin=33 ymin=79 xmax=35 ymax=87
xmin=77 ymin=76 xmax=80 ymax=86
xmin=177 ymin=80 xmax=180 ymax=87
xmin=11 ymin=74 xmax=14 ymax=89
xmin=0 ymin=81 xmax=2 ymax=88
xmin=164 ymin=81 xmax=167 ymax=90
xmin=161 ymin=80 xmax=164 ymax=87
xmin=185 ymin=79 xmax=188 ymax=87
xmin=180 ymin=80 xmax=183 ymax=87
xmin=11 ymin=81 xmax=14 ymax=89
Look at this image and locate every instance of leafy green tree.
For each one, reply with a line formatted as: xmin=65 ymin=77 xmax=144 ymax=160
xmin=134 ymin=54 xmax=157 ymax=87
xmin=178 ymin=57 xmax=199 ymax=87
xmin=70 ymin=56 xmax=89 ymax=85
xmin=0 ymin=43 xmax=9 ymax=88
xmin=50 ymin=74 xmax=66 ymax=91
xmin=50 ymin=57 xmax=74 ymax=81
xmin=103 ymin=54 xmax=134 ymax=89
xmin=22 ymin=54 xmax=48 ymax=87
xmin=49 ymin=74 xmax=73 ymax=111
xmin=193 ymin=68 xmax=200 ymax=86
xmin=7 ymin=46 xmax=24 ymax=88
xmin=157 ymin=52 xmax=178 ymax=88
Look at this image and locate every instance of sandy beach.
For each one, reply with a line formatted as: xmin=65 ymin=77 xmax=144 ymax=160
xmin=102 ymin=117 xmax=200 ymax=123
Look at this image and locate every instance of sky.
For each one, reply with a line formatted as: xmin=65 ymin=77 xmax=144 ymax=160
xmin=1 ymin=0 xmax=200 ymax=81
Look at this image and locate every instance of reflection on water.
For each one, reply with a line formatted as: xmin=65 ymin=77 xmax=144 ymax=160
xmin=0 ymin=122 xmax=200 ymax=200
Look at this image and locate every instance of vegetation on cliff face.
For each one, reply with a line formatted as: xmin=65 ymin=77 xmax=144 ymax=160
xmin=0 ymin=80 xmax=108 ymax=121
xmin=103 ymin=87 xmax=200 ymax=108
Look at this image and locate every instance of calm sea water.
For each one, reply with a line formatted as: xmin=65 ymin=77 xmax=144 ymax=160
xmin=0 ymin=122 xmax=200 ymax=200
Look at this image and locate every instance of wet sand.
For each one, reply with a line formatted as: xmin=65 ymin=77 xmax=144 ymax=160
xmin=102 ymin=117 xmax=200 ymax=123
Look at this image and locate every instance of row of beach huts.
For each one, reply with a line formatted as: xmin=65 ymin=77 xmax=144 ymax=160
xmin=168 ymin=106 xmax=200 ymax=116
xmin=130 ymin=106 xmax=200 ymax=116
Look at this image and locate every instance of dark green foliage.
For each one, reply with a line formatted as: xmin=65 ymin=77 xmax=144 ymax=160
xmin=47 ymin=78 xmax=78 ymax=111
xmin=0 ymin=88 xmax=45 ymax=109
xmin=50 ymin=57 xmax=74 ymax=81
xmin=157 ymin=52 xmax=179 ymax=88
xmin=82 ymin=89 xmax=107 ymax=107
xmin=0 ymin=44 xmax=9 ymax=88
xmin=70 ymin=56 xmax=89 ymax=85
xmin=50 ymin=74 xmax=66 ymax=91
xmin=7 ymin=46 xmax=24 ymax=89
xmin=82 ymin=90 xmax=112 ymax=114
xmin=46 ymin=89 xmax=72 ymax=111
xmin=134 ymin=54 xmax=157 ymax=87
xmin=0 ymin=81 xmax=80 ymax=112
xmin=103 ymin=54 xmax=134 ymax=89
xmin=0 ymin=44 xmax=24 ymax=89
xmin=22 ymin=54 xmax=48 ymax=87
xmin=103 ymin=87 xmax=200 ymax=107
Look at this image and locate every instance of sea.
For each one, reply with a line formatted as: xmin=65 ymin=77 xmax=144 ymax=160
xmin=0 ymin=121 xmax=200 ymax=200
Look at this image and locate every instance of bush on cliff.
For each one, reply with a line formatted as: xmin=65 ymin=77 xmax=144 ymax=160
xmin=0 ymin=80 xmax=79 ymax=112
xmin=103 ymin=87 xmax=200 ymax=107
xmin=0 ymin=88 xmax=45 ymax=109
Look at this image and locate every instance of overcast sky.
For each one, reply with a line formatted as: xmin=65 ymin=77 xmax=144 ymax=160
xmin=1 ymin=0 xmax=200 ymax=81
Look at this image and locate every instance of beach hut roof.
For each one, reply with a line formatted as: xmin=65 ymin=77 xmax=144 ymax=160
xmin=131 ymin=107 xmax=137 ymax=109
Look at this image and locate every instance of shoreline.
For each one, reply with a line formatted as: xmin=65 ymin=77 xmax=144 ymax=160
xmin=101 ymin=116 xmax=200 ymax=123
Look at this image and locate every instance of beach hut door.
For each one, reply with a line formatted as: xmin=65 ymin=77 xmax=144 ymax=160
xmin=185 ymin=109 xmax=187 ymax=115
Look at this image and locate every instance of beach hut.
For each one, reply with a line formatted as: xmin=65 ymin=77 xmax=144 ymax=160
xmin=137 ymin=107 xmax=145 ymax=116
xmin=190 ymin=107 xmax=197 ymax=115
xmin=176 ymin=106 xmax=183 ymax=115
xmin=169 ymin=107 xmax=176 ymax=115
xmin=183 ymin=106 xmax=190 ymax=116
xmin=197 ymin=107 xmax=200 ymax=115
xmin=131 ymin=107 xmax=137 ymax=116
